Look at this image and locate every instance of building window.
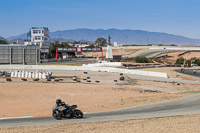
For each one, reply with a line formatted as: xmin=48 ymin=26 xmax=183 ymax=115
xmin=35 ymin=36 xmax=41 ymax=40
xmin=32 ymin=30 xmax=42 ymax=34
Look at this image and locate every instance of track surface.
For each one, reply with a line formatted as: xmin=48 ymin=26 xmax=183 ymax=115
xmin=174 ymin=69 xmax=200 ymax=78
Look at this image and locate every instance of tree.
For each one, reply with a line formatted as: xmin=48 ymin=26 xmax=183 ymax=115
xmin=175 ymin=57 xmax=185 ymax=64
xmin=190 ymin=57 xmax=200 ymax=66
xmin=0 ymin=40 xmax=8 ymax=44
xmin=49 ymin=42 xmax=71 ymax=58
xmin=95 ymin=37 xmax=107 ymax=47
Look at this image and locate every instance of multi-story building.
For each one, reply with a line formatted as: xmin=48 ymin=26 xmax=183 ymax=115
xmin=27 ymin=27 xmax=50 ymax=58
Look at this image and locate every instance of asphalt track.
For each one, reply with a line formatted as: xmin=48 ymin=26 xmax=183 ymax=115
xmin=174 ymin=69 xmax=200 ymax=79
xmin=137 ymin=50 xmax=179 ymax=58
xmin=137 ymin=51 xmax=164 ymax=58
xmin=1 ymin=69 xmax=200 ymax=128
xmin=1 ymin=93 xmax=200 ymax=128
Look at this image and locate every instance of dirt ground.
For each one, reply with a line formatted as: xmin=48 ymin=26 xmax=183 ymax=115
xmin=79 ymin=49 xmax=137 ymax=58
xmin=2 ymin=114 xmax=200 ymax=133
xmin=0 ymin=77 xmax=188 ymax=117
xmin=182 ymin=52 xmax=200 ymax=59
xmin=1 ymin=69 xmax=200 ymax=132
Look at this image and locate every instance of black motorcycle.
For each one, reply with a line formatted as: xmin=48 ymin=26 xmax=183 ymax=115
xmin=52 ymin=103 xmax=83 ymax=120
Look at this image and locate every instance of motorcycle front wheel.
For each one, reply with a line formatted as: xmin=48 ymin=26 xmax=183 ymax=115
xmin=52 ymin=110 xmax=63 ymax=120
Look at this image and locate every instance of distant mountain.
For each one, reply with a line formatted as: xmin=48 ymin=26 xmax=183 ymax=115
xmin=0 ymin=36 xmax=5 ymax=40
xmin=6 ymin=28 xmax=200 ymax=45
xmin=7 ymin=33 xmax=27 ymax=41
xmin=50 ymin=38 xmax=75 ymax=43
xmin=0 ymin=36 xmax=9 ymax=43
xmin=9 ymin=38 xmax=24 ymax=44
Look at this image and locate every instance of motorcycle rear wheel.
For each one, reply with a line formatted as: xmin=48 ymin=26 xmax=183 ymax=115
xmin=74 ymin=110 xmax=83 ymax=118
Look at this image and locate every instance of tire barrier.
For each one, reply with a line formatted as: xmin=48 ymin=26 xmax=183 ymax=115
xmin=33 ymin=78 xmax=39 ymax=81
xmin=11 ymin=71 xmax=52 ymax=79
xmin=120 ymin=76 xmax=125 ymax=81
xmin=73 ymin=76 xmax=77 ymax=81
xmin=21 ymin=78 xmax=27 ymax=81
xmin=6 ymin=78 xmax=12 ymax=82
xmin=54 ymin=79 xmax=59 ymax=82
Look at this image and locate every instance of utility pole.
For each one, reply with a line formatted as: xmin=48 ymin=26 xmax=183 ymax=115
xmin=108 ymin=35 xmax=111 ymax=45
xmin=126 ymin=36 xmax=127 ymax=45
xmin=126 ymin=36 xmax=127 ymax=49
xmin=59 ymin=34 xmax=62 ymax=44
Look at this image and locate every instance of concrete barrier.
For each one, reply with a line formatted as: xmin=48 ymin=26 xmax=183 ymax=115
xmin=7 ymin=70 xmax=52 ymax=79
xmin=82 ymin=62 xmax=124 ymax=67
xmin=11 ymin=72 xmax=15 ymax=77
xmin=0 ymin=65 xmax=168 ymax=78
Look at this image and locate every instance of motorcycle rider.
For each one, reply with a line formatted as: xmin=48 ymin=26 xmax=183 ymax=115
xmin=56 ymin=99 xmax=62 ymax=106
xmin=56 ymin=99 xmax=70 ymax=110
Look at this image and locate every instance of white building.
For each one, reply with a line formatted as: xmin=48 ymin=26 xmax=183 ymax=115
xmin=114 ymin=41 xmax=121 ymax=47
xmin=27 ymin=27 xmax=50 ymax=54
xmin=106 ymin=45 xmax=113 ymax=60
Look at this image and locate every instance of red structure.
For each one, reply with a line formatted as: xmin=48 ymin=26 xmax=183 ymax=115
xmin=56 ymin=47 xmax=103 ymax=60
xmin=56 ymin=48 xmax=58 ymax=59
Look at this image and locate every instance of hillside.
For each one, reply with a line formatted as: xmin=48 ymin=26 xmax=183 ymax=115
xmin=6 ymin=28 xmax=200 ymax=45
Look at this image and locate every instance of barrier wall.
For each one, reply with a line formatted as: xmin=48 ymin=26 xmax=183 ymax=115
xmin=82 ymin=62 xmax=124 ymax=67
xmin=0 ymin=65 xmax=168 ymax=78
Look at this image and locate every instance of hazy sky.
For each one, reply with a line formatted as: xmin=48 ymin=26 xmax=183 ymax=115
xmin=1 ymin=0 xmax=200 ymax=38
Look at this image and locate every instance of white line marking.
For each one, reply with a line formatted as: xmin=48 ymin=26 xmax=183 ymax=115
xmin=0 ymin=116 xmax=34 ymax=120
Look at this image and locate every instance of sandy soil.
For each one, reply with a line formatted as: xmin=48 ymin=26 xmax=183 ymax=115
xmin=2 ymin=114 xmax=200 ymax=133
xmin=182 ymin=52 xmax=200 ymax=59
xmin=156 ymin=51 xmax=200 ymax=64
xmin=0 ymin=75 xmax=188 ymax=118
xmin=0 ymin=69 xmax=199 ymax=132
xmin=79 ymin=49 xmax=137 ymax=57
xmin=158 ymin=51 xmax=185 ymax=57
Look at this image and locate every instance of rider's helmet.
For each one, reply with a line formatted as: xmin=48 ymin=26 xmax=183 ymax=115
xmin=56 ymin=99 xmax=62 ymax=105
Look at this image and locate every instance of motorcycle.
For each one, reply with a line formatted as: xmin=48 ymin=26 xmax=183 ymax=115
xmin=52 ymin=102 xmax=83 ymax=120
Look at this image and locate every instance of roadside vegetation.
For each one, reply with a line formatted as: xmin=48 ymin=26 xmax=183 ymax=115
xmin=0 ymin=39 xmax=8 ymax=44
xmin=135 ymin=57 xmax=150 ymax=63
xmin=175 ymin=57 xmax=200 ymax=66
xmin=49 ymin=42 xmax=71 ymax=58
xmin=95 ymin=37 xmax=107 ymax=47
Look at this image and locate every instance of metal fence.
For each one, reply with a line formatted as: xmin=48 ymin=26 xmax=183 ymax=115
xmin=0 ymin=45 xmax=40 ymax=64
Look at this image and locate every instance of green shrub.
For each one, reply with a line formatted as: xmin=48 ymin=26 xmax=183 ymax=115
xmin=135 ymin=57 xmax=149 ymax=63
